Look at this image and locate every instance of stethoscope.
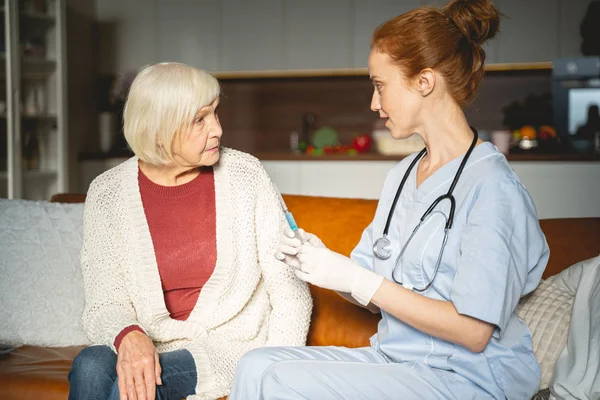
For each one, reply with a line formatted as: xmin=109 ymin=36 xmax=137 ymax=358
xmin=372 ymin=127 xmax=478 ymax=292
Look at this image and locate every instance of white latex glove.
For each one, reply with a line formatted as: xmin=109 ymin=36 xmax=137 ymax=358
xmin=275 ymin=226 xmax=324 ymax=269
xmin=295 ymin=245 xmax=384 ymax=306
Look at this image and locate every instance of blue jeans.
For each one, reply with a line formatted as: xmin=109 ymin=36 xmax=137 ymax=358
xmin=68 ymin=345 xmax=197 ymax=400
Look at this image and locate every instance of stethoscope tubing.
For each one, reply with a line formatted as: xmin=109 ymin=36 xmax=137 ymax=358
xmin=373 ymin=128 xmax=479 ymax=291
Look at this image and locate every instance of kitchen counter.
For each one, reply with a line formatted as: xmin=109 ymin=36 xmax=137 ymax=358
xmin=259 ymin=157 xmax=600 ymax=219
xmin=78 ymin=150 xmax=600 ymax=219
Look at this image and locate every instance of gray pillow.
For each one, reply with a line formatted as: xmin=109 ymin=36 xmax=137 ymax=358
xmin=0 ymin=199 xmax=89 ymax=347
xmin=516 ymin=279 xmax=574 ymax=390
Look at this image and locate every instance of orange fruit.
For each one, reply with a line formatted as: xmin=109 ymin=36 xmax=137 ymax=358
xmin=519 ymin=125 xmax=537 ymax=140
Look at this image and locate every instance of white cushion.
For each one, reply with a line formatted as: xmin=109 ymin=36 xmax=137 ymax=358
xmin=516 ymin=279 xmax=575 ymax=389
xmin=0 ymin=199 xmax=89 ymax=347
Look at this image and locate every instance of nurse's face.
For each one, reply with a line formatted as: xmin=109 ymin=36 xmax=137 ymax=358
xmin=368 ymin=50 xmax=426 ymax=140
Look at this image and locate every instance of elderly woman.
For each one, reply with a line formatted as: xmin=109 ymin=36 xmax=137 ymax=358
xmin=68 ymin=63 xmax=312 ymax=400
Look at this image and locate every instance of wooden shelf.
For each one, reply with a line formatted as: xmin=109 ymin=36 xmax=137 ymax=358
xmin=20 ymin=11 xmax=55 ymax=24
xmin=0 ymin=7 xmax=55 ymax=26
xmin=0 ymin=170 xmax=57 ymax=180
xmin=25 ymin=170 xmax=57 ymax=179
xmin=21 ymin=57 xmax=56 ymax=77
xmin=0 ymin=114 xmax=57 ymax=120
xmin=78 ymin=149 xmax=600 ymax=163
xmin=0 ymin=54 xmax=56 ymax=79
xmin=254 ymin=151 xmax=600 ymax=162
xmin=214 ymin=62 xmax=553 ymax=80
xmin=21 ymin=114 xmax=57 ymax=121
xmin=214 ymin=68 xmax=370 ymax=80
xmin=484 ymin=62 xmax=552 ymax=72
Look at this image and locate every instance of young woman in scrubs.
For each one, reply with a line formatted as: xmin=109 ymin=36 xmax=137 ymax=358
xmin=230 ymin=0 xmax=549 ymax=398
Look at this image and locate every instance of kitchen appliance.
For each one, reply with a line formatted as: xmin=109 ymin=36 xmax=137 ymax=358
xmin=552 ymin=57 xmax=600 ymax=142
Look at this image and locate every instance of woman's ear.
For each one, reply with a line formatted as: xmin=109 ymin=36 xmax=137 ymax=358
xmin=417 ymin=68 xmax=436 ymax=97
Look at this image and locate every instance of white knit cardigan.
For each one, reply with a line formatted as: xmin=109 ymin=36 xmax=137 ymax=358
xmin=79 ymin=148 xmax=312 ymax=400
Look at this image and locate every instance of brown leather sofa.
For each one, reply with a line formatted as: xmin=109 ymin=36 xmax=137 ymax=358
xmin=1 ymin=194 xmax=599 ymax=400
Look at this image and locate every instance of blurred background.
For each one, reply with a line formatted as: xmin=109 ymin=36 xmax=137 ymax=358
xmin=1 ymin=0 xmax=599 ymax=218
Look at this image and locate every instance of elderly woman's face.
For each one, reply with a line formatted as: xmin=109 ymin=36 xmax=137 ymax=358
xmin=172 ymin=98 xmax=222 ymax=167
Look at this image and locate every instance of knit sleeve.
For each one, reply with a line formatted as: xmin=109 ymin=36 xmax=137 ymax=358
xmin=80 ymin=180 xmax=144 ymax=352
xmin=255 ymin=167 xmax=312 ymax=346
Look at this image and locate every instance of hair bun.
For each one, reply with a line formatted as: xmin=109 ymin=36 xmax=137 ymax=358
xmin=444 ymin=0 xmax=500 ymax=46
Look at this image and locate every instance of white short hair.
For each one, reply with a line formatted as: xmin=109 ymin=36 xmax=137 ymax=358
xmin=123 ymin=62 xmax=220 ymax=165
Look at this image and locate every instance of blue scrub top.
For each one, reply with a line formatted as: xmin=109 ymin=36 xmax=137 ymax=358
xmin=351 ymin=142 xmax=549 ymax=400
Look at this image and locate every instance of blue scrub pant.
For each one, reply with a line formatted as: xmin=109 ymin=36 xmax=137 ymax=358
xmin=230 ymin=346 xmax=493 ymax=400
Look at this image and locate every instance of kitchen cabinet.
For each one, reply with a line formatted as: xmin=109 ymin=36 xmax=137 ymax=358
xmin=352 ymin=0 xmax=420 ymax=68
xmin=80 ymin=157 xmax=600 ymax=220
xmin=283 ymin=0 xmax=352 ymax=70
xmin=354 ymin=0 xmax=589 ymax=66
xmin=400 ymin=0 xmax=585 ymax=64
xmin=493 ymin=0 xmax=560 ymax=63
xmin=95 ymin=0 xmax=594 ymax=73
xmin=156 ymin=0 xmax=221 ymax=72
xmin=221 ymin=0 xmax=284 ymax=71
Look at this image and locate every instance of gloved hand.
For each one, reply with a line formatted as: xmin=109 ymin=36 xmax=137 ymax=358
xmin=275 ymin=226 xmax=324 ymax=269
xmin=295 ymin=245 xmax=384 ymax=306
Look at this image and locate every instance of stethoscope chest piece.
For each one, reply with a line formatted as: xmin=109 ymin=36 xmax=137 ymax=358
xmin=373 ymin=235 xmax=393 ymax=260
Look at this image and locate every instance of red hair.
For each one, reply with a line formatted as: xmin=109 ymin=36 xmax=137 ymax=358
xmin=371 ymin=0 xmax=500 ymax=107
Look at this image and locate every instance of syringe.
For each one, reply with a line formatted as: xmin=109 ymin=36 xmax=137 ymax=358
xmin=276 ymin=191 xmax=302 ymax=239
xmin=284 ymin=208 xmax=299 ymax=232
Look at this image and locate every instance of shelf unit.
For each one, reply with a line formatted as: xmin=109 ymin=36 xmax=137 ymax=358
xmin=0 ymin=0 xmax=67 ymax=200
xmin=212 ymin=62 xmax=554 ymax=80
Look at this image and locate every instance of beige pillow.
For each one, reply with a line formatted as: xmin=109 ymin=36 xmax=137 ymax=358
xmin=516 ymin=279 xmax=575 ymax=389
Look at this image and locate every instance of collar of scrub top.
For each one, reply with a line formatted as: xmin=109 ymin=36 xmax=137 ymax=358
xmin=372 ymin=127 xmax=479 ymax=262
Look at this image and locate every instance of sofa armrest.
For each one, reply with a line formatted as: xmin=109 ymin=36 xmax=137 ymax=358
xmin=49 ymin=193 xmax=87 ymax=203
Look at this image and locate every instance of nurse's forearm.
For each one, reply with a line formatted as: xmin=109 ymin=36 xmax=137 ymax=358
xmin=336 ymin=291 xmax=380 ymax=313
xmin=370 ymin=279 xmax=494 ymax=353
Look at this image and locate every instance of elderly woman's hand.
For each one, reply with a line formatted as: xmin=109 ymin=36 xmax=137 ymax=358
xmin=117 ymin=330 xmax=162 ymax=400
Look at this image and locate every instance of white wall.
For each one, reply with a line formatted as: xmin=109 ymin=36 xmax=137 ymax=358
xmin=261 ymin=160 xmax=600 ymax=219
xmin=94 ymin=0 xmax=595 ymax=74
xmin=95 ymin=0 xmax=159 ymax=74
